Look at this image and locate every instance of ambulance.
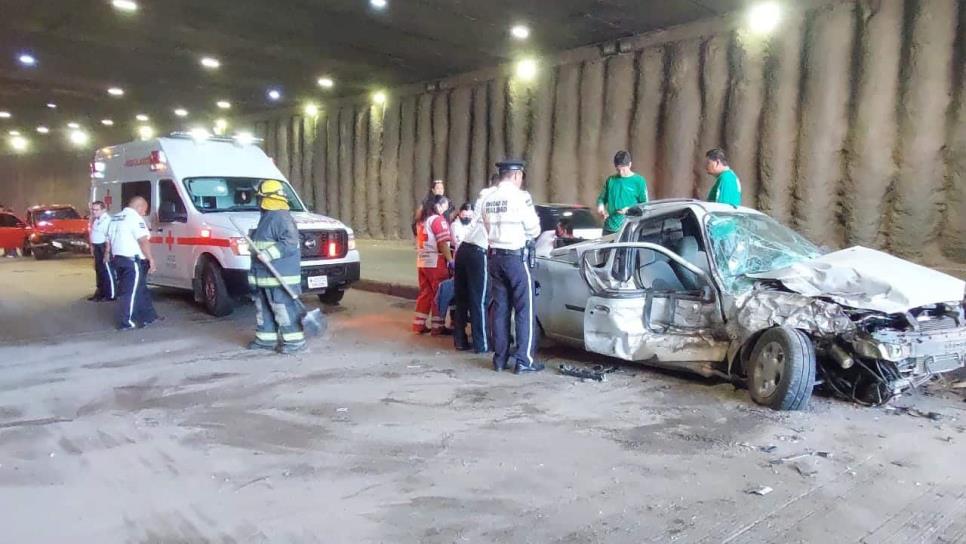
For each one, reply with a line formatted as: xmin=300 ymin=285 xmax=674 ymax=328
xmin=90 ymin=132 xmax=360 ymax=316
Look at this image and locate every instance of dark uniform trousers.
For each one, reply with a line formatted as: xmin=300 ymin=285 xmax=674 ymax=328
xmin=92 ymin=243 xmax=115 ymax=300
xmin=453 ymin=243 xmax=489 ymax=352
xmin=113 ymin=256 xmax=157 ymax=329
xmin=488 ymin=249 xmax=536 ymax=369
xmin=252 ymin=286 xmax=305 ymax=347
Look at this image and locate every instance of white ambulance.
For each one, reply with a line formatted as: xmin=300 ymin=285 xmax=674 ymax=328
xmin=90 ymin=132 xmax=360 ymax=316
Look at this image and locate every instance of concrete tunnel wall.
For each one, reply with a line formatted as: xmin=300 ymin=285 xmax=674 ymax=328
xmin=0 ymin=0 xmax=963 ymax=270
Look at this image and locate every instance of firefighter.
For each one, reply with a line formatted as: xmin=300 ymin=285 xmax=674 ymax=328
xmin=480 ymin=160 xmax=543 ymax=373
xmin=248 ymin=179 xmax=305 ymax=354
xmin=413 ymin=194 xmax=454 ymax=335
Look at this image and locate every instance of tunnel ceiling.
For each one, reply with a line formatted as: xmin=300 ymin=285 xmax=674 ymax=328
xmin=0 ymin=0 xmax=744 ymax=131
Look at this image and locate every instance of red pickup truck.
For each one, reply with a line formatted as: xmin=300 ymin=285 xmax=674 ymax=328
xmin=24 ymin=205 xmax=91 ymax=260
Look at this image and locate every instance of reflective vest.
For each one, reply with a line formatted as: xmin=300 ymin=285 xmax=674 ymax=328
xmin=248 ymin=210 xmax=302 ymax=292
xmin=417 ymin=215 xmax=444 ymax=269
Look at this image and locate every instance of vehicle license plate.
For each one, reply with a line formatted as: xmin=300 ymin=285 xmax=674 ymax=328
xmin=308 ymin=275 xmax=328 ymax=289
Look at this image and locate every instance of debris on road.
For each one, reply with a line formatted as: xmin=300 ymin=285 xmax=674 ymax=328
xmin=770 ymin=450 xmax=834 ymax=465
xmin=558 ymin=364 xmax=619 ymax=382
xmin=747 ymin=486 xmax=773 ymax=496
xmin=791 ymin=460 xmax=819 ymax=477
xmin=884 ymin=405 xmax=943 ymax=421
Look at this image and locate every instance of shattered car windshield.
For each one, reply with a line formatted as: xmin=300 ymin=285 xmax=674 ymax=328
xmin=706 ymin=212 xmax=821 ymax=294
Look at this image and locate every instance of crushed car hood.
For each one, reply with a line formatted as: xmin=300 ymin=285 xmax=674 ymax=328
xmin=748 ymin=246 xmax=965 ymax=314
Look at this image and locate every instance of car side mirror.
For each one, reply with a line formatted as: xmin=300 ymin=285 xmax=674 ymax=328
xmin=158 ymin=201 xmax=187 ymax=223
xmin=15 ymin=221 xmax=25 ymax=228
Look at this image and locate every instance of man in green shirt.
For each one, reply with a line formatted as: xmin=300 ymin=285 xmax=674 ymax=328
xmin=596 ymin=150 xmax=649 ymax=236
xmin=704 ymin=148 xmax=742 ymax=207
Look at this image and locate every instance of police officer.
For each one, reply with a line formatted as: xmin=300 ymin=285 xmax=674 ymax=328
xmin=480 ymin=160 xmax=543 ymax=373
xmin=88 ymin=200 xmax=115 ymax=302
xmin=105 ymin=196 xmax=158 ymax=330
xmin=453 ymin=187 xmax=496 ymax=353
xmin=248 ymin=179 xmax=305 ymax=353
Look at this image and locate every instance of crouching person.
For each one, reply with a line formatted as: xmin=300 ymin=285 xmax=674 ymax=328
xmin=248 ymin=179 xmax=305 ymax=354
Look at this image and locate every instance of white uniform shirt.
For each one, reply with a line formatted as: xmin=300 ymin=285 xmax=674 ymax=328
xmin=107 ymin=207 xmax=151 ymax=258
xmin=480 ymin=181 xmax=541 ymax=250
xmin=534 ymin=231 xmax=556 ymax=258
xmin=450 ymin=219 xmax=470 ymax=251
xmin=460 ymin=186 xmax=496 ymax=250
xmin=90 ymin=212 xmax=112 ymax=244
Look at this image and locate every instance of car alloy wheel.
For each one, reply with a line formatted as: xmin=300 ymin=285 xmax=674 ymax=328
xmin=752 ymin=341 xmax=784 ymax=399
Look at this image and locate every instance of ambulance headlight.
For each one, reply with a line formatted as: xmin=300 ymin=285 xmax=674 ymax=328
xmin=230 ymin=237 xmax=250 ymax=256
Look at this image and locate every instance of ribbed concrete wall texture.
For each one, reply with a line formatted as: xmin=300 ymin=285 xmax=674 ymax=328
xmin=1 ymin=0 xmax=963 ymax=268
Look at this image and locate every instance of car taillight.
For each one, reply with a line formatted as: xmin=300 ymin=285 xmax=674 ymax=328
xmin=347 ymin=232 xmax=356 ymax=251
xmin=230 ymin=237 xmax=250 ymax=256
xmin=327 ymin=240 xmax=338 ymax=257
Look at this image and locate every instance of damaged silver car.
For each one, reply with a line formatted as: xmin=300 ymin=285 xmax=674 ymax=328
xmin=534 ymin=199 xmax=966 ymax=410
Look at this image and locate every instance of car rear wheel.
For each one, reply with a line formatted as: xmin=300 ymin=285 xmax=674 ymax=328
xmin=201 ymin=259 xmax=234 ymax=317
xmin=748 ymin=326 xmax=816 ymax=411
xmin=317 ymin=289 xmax=345 ymax=305
xmin=21 ymin=240 xmax=31 ymax=257
xmin=33 ymin=247 xmax=52 ymax=260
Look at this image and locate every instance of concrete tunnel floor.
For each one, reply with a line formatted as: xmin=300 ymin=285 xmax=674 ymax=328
xmin=0 ymin=256 xmax=964 ymax=543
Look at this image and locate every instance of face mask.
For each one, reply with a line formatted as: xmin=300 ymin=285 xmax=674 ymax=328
xmin=460 ymin=217 xmax=471 ymax=225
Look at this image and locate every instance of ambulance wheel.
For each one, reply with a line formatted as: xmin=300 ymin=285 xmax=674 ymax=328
xmin=200 ymin=259 xmax=234 ymax=317
xmin=318 ymin=289 xmax=345 ymax=305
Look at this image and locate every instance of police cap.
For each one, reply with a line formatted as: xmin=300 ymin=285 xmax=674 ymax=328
xmin=495 ymin=159 xmax=527 ymax=173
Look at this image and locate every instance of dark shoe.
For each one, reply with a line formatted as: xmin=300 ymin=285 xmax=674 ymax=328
xmin=87 ymin=295 xmax=102 ymax=302
xmin=100 ymin=297 xmax=116 ymax=302
xmin=514 ymin=361 xmax=546 ymax=374
xmin=116 ymin=325 xmax=136 ymax=332
xmin=247 ymin=340 xmax=276 ymax=351
xmin=277 ymin=342 xmax=307 ymax=354
xmin=138 ymin=316 xmax=165 ymax=328
xmin=493 ymin=359 xmax=507 ymax=372
xmin=454 ymin=343 xmax=472 ymax=352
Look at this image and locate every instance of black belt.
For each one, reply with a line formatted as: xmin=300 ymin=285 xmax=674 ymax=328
xmin=113 ymin=255 xmax=144 ymax=261
xmin=489 ymin=248 xmax=524 ymax=256
xmin=460 ymin=243 xmax=486 ymax=253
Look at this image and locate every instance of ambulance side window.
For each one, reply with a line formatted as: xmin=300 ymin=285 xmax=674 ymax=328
xmin=158 ymin=179 xmax=186 ymax=216
xmin=121 ymin=181 xmax=151 ymax=209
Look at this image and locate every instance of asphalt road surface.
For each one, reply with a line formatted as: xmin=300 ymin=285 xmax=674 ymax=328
xmin=0 ymin=256 xmax=964 ymax=543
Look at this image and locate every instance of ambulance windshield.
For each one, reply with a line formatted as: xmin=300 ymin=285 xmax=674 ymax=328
xmin=182 ymin=177 xmax=304 ymax=213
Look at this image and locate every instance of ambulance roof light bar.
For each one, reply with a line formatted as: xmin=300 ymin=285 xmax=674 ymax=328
xmin=166 ymin=131 xmax=264 ymax=145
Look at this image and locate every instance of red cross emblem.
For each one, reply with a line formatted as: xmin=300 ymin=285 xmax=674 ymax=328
xmin=104 ymin=190 xmax=113 ymax=209
xmin=164 ymin=231 xmax=175 ymax=250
